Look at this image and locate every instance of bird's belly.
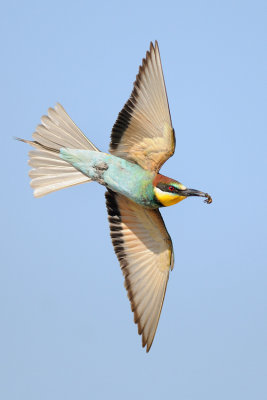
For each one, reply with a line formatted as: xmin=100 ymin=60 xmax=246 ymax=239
xmin=102 ymin=158 xmax=158 ymax=208
xmin=60 ymin=149 xmax=159 ymax=208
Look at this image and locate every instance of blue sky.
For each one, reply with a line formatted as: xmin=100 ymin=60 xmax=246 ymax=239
xmin=1 ymin=1 xmax=266 ymax=399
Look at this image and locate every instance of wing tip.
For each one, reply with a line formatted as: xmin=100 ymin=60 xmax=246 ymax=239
xmin=142 ymin=335 xmax=152 ymax=353
xmin=54 ymin=102 xmax=64 ymax=112
xmin=149 ymin=40 xmax=159 ymax=51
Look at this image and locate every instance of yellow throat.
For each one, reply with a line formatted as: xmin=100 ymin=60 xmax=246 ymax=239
xmin=154 ymin=187 xmax=186 ymax=207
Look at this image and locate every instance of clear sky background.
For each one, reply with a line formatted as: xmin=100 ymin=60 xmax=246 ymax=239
xmin=1 ymin=1 xmax=266 ymax=399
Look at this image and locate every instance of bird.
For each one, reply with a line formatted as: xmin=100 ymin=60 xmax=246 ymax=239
xmin=17 ymin=41 xmax=212 ymax=352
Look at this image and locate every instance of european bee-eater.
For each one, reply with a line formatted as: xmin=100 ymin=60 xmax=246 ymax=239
xmin=18 ymin=41 xmax=212 ymax=352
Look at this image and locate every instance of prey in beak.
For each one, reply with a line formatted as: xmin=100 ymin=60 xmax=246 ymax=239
xmin=181 ymin=188 xmax=212 ymax=204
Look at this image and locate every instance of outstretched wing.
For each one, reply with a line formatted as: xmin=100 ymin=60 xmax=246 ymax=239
xmin=106 ymin=190 xmax=174 ymax=352
xmin=109 ymin=41 xmax=175 ymax=173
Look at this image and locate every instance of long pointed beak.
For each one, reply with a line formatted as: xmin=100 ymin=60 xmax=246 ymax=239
xmin=182 ymin=188 xmax=212 ymax=204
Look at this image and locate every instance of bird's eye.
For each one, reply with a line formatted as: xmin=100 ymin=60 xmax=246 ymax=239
xmin=168 ymin=186 xmax=174 ymax=192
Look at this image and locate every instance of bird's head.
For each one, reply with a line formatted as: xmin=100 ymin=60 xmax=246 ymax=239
xmin=153 ymin=174 xmax=212 ymax=207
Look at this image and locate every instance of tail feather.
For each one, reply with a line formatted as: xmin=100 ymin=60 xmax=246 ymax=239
xmin=28 ymin=150 xmax=65 ymax=167
xmin=30 ymin=171 xmax=89 ymax=188
xmin=17 ymin=103 xmax=99 ymax=197
xmin=29 ymin=166 xmax=76 ymax=176
xmin=30 ymin=173 xmax=90 ymax=198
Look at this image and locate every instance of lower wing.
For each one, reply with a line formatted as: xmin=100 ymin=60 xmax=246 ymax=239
xmin=105 ymin=190 xmax=174 ymax=352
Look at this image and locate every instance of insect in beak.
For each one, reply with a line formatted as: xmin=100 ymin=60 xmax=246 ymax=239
xmin=180 ymin=188 xmax=212 ymax=204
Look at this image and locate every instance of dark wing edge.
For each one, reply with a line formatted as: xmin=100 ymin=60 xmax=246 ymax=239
xmin=105 ymin=189 xmax=173 ymax=352
xmin=109 ymin=41 xmax=175 ymax=155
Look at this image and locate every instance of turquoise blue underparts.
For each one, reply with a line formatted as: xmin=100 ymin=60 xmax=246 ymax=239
xmin=60 ymin=149 xmax=160 ymax=208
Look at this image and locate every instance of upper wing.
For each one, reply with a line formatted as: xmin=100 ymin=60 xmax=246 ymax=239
xmin=106 ymin=190 xmax=174 ymax=352
xmin=109 ymin=41 xmax=175 ymax=173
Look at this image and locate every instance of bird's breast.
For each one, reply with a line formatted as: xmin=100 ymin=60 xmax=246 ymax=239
xmin=60 ymin=149 xmax=159 ymax=208
xmin=102 ymin=157 xmax=158 ymax=208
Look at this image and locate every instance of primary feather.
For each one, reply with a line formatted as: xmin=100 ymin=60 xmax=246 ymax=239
xmin=110 ymin=41 xmax=176 ymax=172
xmin=106 ymin=190 xmax=173 ymax=352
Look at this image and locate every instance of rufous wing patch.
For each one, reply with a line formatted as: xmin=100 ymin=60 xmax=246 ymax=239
xmin=109 ymin=42 xmax=175 ymax=172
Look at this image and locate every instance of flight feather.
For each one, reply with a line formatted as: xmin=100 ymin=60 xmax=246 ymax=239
xmin=109 ymin=41 xmax=175 ymax=172
xmin=106 ymin=190 xmax=174 ymax=352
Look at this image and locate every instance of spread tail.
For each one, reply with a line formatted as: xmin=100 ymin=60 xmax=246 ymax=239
xmin=17 ymin=103 xmax=100 ymax=197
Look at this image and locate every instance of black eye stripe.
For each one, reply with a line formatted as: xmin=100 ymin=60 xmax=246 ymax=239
xmin=157 ymin=183 xmax=179 ymax=193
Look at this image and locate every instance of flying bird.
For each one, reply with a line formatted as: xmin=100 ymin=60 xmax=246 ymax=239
xmin=18 ymin=41 xmax=212 ymax=352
